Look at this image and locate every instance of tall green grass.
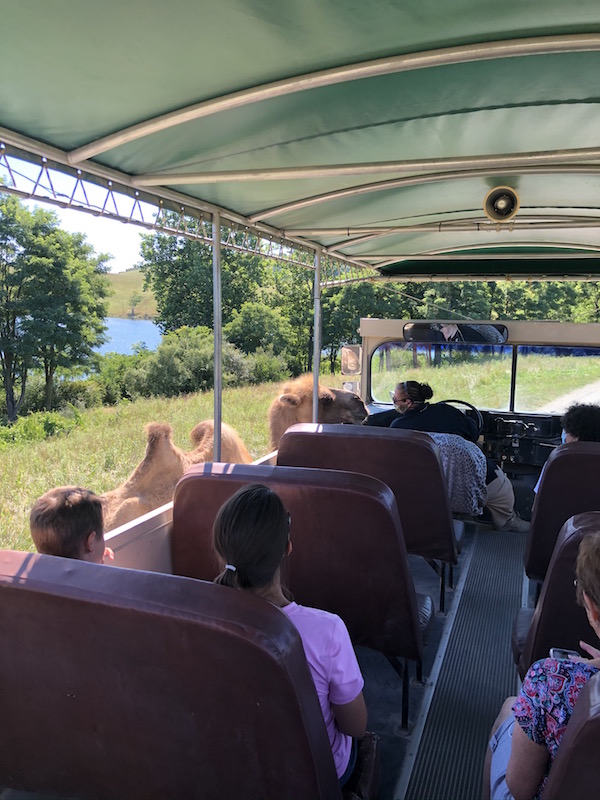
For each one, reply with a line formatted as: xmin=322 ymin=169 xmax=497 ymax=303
xmin=0 ymin=383 xmax=281 ymax=552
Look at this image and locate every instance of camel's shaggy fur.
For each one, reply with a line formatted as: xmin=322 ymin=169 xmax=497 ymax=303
xmin=102 ymin=420 xmax=252 ymax=531
xmin=268 ymin=373 xmax=368 ymax=450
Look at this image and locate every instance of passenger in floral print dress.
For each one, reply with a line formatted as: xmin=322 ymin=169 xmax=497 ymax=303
xmin=483 ymin=530 xmax=600 ymax=800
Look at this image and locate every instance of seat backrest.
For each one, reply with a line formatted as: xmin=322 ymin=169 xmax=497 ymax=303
xmin=518 ymin=512 xmax=600 ymax=678
xmin=172 ymin=462 xmax=424 ymax=661
xmin=276 ymin=423 xmax=458 ymax=563
xmin=525 ymin=443 xmax=600 ymax=582
xmin=0 ymin=550 xmax=340 ymax=800
xmin=542 ymin=671 xmax=600 ymax=800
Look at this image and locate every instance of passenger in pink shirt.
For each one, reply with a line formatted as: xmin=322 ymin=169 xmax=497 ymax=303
xmin=212 ymin=483 xmax=367 ymax=784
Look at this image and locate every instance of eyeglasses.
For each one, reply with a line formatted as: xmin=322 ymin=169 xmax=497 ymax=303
xmin=390 ymin=390 xmax=409 ymax=404
xmin=287 ymin=512 xmax=292 ymax=528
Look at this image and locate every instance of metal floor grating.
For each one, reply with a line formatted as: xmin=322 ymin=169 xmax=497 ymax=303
xmin=402 ymin=528 xmax=526 ymax=800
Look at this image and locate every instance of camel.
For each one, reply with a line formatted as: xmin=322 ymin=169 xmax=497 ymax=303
xmin=268 ymin=373 xmax=368 ymax=450
xmin=102 ymin=420 xmax=252 ymax=531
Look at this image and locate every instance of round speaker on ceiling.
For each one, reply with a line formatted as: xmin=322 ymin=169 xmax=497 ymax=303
xmin=483 ymin=186 xmax=520 ymax=222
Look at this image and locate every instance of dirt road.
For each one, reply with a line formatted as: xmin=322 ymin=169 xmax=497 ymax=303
xmin=536 ymin=379 xmax=600 ymax=414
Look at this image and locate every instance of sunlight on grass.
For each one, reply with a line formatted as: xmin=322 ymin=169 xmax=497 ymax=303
xmin=0 ymin=383 xmax=278 ymax=552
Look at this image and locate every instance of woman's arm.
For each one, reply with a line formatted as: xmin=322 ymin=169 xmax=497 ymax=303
xmin=332 ymin=692 xmax=367 ymax=740
xmin=505 ymin=722 xmax=549 ymax=800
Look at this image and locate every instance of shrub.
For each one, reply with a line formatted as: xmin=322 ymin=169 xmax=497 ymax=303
xmin=55 ymin=379 xmax=103 ymax=410
xmin=246 ymin=347 xmax=288 ymax=383
xmin=22 ymin=374 xmax=103 ymax=412
xmin=92 ymin=351 xmax=151 ymax=404
xmin=224 ymin=301 xmax=292 ymax=355
xmin=0 ymin=407 xmax=83 ymax=446
xmin=138 ymin=326 xmax=251 ymax=397
xmin=20 ymin=373 xmax=47 ymax=414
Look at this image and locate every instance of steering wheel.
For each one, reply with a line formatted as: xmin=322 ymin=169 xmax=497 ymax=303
xmin=437 ymin=399 xmax=484 ymax=437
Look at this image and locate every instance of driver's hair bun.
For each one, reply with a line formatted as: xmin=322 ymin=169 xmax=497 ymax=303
xmin=402 ymin=381 xmax=433 ymax=403
xmin=416 ymin=382 xmax=434 ymax=402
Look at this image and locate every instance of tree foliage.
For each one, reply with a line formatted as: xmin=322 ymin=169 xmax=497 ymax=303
xmin=269 ymin=263 xmax=315 ymax=374
xmin=137 ymin=223 xmax=600 ymax=378
xmin=140 ymin=232 xmax=268 ymax=333
xmin=0 ymin=196 xmax=109 ymax=420
xmin=128 ymin=326 xmax=250 ymax=398
xmin=321 ymin=282 xmax=413 ymax=372
xmin=224 ymin=301 xmax=292 ymax=355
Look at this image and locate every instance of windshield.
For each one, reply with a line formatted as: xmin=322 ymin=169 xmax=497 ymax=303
xmin=370 ymin=341 xmax=512 ymax=410
xmin=515 ymin=345 xmax=600 ymax=413
xmin=371 ymin=340 xmax=600 ymax=413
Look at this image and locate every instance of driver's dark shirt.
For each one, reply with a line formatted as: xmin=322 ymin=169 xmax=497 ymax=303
xmin=390 ymin=402 xmax=497 ymax=483
xmin=390 ymin=402 xmax=478 ymax=441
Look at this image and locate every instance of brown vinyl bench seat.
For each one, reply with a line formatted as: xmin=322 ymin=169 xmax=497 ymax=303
xmin=525 ymin=442 xmax=600 ymax=584
xmin=513 ymin=512 xmax=600 ymax=680
xmin=0 ymin=549 xmax=378 ymax=800
xmin=276 ymin=423 xmax=463 ymax=611
xmin=172 ymin=462 xmax=434 ymax=728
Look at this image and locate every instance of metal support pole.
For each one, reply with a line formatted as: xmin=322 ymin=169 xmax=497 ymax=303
xmin=212 ymin=211 xmax=222 ymax=461
xmin=509 ymin=347 xmax=518 ymax=413
xmin=312 ymin=248 xmax=322 ymax=423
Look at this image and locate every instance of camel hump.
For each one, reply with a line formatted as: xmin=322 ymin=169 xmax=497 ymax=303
xmin=145 ymin=422 xmax=173 ymax=439
xmin=189 ymin=420 xmax=252 ymax=464
xmin=190 ymin=420 xmax=215 ymax=447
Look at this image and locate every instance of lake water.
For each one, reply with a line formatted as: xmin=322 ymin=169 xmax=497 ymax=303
xmin=97 ymin=317 xmax=162 ymax=355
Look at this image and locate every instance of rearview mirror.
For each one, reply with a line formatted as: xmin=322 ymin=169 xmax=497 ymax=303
xmin=403 ymin=322 xmax=508 ymax=344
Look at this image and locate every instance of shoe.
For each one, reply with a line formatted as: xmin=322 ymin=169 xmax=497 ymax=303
xmin=498 ymin=512 xmax=530 ymax=533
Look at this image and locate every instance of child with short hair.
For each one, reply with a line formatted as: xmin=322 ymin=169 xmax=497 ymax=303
xmin=30 ymin=486 xmax=113 ymax=563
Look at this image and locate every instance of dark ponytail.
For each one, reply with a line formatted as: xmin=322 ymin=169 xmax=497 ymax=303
xmin=213 ymin=484 xmax=290 ymax=590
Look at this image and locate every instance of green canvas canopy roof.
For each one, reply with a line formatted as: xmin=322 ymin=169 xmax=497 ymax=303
xmin=2 ymin=0 xmax=600 ymax=280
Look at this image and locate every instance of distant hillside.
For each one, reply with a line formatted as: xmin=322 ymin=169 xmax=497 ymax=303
xmin=105 ymin=269 xmax=158 ymax=319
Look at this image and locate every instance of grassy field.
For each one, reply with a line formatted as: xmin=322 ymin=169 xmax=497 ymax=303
xmin=0 ymin=379 xmax=318 ymax=552
xmin=106 ymin=269 xmax=157 ymax=319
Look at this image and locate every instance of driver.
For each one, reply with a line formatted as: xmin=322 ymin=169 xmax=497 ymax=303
xmin=390 ymin=380 xmax=476 ymax=440
xmin=389 ymin=381 xmax=529 ymax=533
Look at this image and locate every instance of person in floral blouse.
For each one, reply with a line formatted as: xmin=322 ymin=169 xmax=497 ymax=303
xmin=484 ymin=530 xmax=600 ymax=800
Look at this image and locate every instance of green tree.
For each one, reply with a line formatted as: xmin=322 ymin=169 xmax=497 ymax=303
xmin=224 ymin=301 xmax=292 ymax=355
xmin=140 ymin=230 xmax=268 ymax=332
xmin=270 ymin=262 xmax=315 ymax=374
xmin=0 ymin=195 xmax=109 ymax=419
xmin=572 ymin=282 xmax=600 ymax=323
xmin=26 ymin=230 xmax=109 ymax=411
xmin=0 ymin=195 xmax=31 ymax=420
xmin=133 ymin=326 xmax=249 ymax=397
xmin=129 ymin=291 xmax=142 ymax=317
xmin=411 ymin=282 xmax=493 ymax=320
xmin=321 ymin=282 xmax=414 ymax=373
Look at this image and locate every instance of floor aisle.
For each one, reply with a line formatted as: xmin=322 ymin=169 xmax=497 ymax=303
xmin=403 ymin=528 xmax=526 ymax=800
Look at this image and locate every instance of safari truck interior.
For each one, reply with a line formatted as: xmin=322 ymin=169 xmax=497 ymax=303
xmin=344 ymin=318 xmax=600 ymax=522
xmin=2 ymin=1 xmax=600 ymax=799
